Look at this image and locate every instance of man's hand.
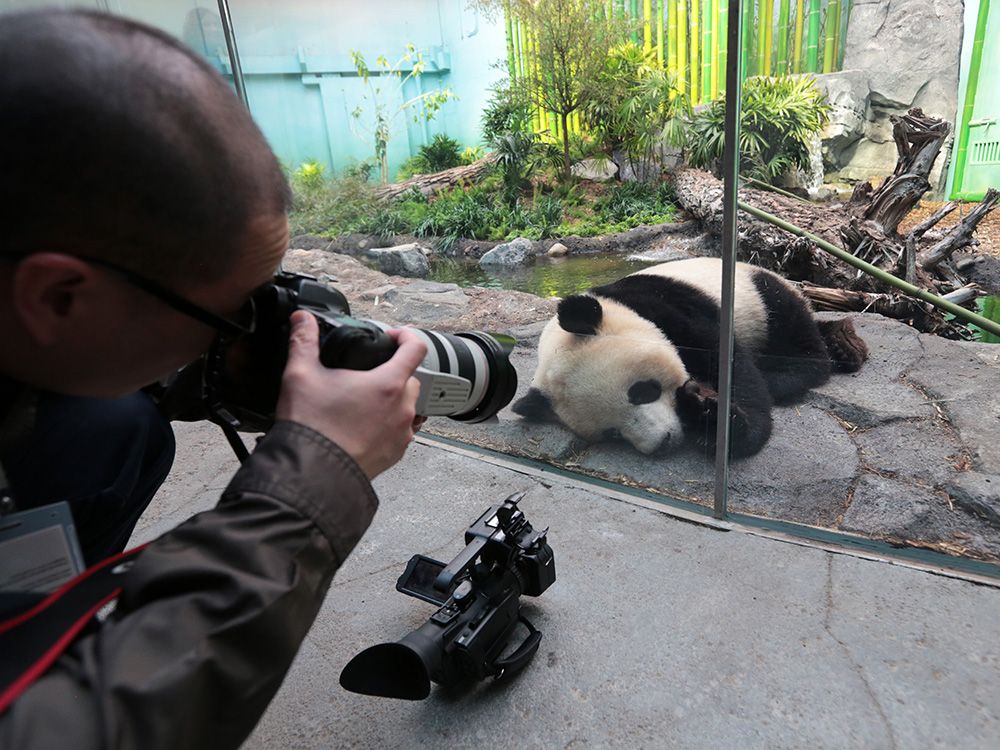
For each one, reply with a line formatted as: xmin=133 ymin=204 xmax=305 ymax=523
xmin=275 ymin=311 xmax=428 ymax=479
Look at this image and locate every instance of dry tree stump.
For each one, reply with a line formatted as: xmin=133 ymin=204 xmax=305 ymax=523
xmin=673 ymin=108 xmax=999 ymax=337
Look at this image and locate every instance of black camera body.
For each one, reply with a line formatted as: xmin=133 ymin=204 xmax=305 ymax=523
xmin=156 ymin=270 xmax=518 ymax=451
xmin=339 ymin=491 xmax=555 ymax=700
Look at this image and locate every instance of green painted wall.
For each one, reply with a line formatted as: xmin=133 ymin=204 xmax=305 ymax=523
xmin=0 ymin=0 xmax=508 ymax=180
xmin=949 ymin=0 xmax=1000 ymax=200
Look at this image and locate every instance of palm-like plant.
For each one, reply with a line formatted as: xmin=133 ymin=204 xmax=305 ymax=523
xmin=583 ymin=41 xmax=690 ymax=183
xmin=686 ymin=75 xmax=830 ymax=184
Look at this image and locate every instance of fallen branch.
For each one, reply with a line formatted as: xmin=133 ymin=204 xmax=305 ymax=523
xmin=373 ymin=154 xmax=498 ymax=202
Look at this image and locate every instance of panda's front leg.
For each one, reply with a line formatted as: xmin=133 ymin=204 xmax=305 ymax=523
xmin=675 ymin=358 xmax=774 ymax=459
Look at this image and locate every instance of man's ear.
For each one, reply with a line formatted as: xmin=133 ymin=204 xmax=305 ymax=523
xmin=557 ymin=295 xmax=602 ymax=336
xmin=9 ymin=254 xmax=96 ymax=346
xmin=511 ymin=387 xmax=558 ymax=423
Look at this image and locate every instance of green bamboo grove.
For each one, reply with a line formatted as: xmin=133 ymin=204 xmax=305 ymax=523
xmin=503 ymin=0 xmax=852 ymax=137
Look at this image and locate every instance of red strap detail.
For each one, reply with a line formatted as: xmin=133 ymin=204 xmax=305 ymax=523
xmin=0 ymin=543 xmax=146 ymax=635
xmin=0 ymin=588 xmax=121 ymax=713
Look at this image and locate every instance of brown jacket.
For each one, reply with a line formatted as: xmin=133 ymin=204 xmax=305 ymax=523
xmin=0 ymin=419 xmax=378 ymax=749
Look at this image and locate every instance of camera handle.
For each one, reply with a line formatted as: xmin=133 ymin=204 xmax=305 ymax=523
xmin=492 ymin=613 xmax=542 ymax=680
xmin=433 ymin=535 xmax=488 ymax=592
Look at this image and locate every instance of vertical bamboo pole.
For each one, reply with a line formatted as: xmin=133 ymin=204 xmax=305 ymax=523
xmin=823 ymin=0 xmax=840 ymax=72
xmin=719 ymin=0 xmax=728 ymax=91
xmin=690 ymin=0 xmax=700 ymax=102
xmin=668 ymin=0 xmax=678 ymax=74
xmin=702 ymin=0 xmax=712 ymax=101
xmin=806 ymin=0 xmax=820 ymax=72
xmin=532 ymin=30 xmax=545 ymax=133
xmin=756 ymin=0 xmax=767 ymax=74
xmin=644 ymin=0 xmax=654 ymax=49
xmin=776 ymin=0 xmax=789 ymax=74
xmin=710 ymin=0 xmax=720 ymax=98
xmin=632 ymin=0 xmax=640 ymax=42
xmin=741 ymin=0 xmax=753 ymax=79
xmin=792 ymin=0 xmax=804 ymax=73
xmin=838 ymin=0 xmax=852 ymax=69
xmin=831 ymin=0 xmax=843 ymax=72
xmin=762 ymin=0 xmax=773 ymax=75
xmin=656 ymin=0 xmax=666 ymax=67
xmin=504 ymin=3 xmax=516 ymax=79
xmin=677 ymin=0 xmax=688 ymax=94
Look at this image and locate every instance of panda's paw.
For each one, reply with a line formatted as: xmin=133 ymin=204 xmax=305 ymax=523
xmin=676 ymin=379 xmax=718 ymax=423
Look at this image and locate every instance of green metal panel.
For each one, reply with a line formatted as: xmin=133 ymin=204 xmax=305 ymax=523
xmin=954 ymin=0 xmax=1000 ymax=200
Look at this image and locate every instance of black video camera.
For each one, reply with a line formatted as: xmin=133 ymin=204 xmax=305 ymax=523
xmin=339 ymin=491 xmax=556 ymax=700
xmin=160 ymin=270 xmax=518 ymax=457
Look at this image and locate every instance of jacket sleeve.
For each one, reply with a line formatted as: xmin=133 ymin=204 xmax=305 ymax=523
xmin=0 ymin=420 xmax=378 ymax=750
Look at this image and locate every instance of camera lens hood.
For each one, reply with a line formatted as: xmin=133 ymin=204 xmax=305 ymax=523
xmin=449 ymin=331 xmax=518 ymax=423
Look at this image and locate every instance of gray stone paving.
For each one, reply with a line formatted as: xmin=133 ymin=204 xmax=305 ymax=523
xmin=138 ymin=423 xmax=1000 ymax=749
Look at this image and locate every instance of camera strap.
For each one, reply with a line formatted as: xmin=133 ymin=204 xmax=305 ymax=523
xmin=0 ymin=544 xmax=145 ymax=713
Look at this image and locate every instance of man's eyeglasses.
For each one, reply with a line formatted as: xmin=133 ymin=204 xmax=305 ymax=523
xmin=1 ymin=253 xmax=257 ymax=341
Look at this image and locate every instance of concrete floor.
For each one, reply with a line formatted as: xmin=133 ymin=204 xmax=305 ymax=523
xmin=139 ymin=423 xmax=1000 ymax=750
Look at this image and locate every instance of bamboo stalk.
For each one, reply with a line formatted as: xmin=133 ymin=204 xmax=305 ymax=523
xmin=838 ymin=0 xmax=852 ymax=69
xmin=504 ymin=2 xmax=516 ymax=79
xmin=776 ymin=0 xmax=790 ymax=74
xmin=710 ymin=0 xmax=719 ymax=98
xmin=806 ymin=0 xmax=821 ymax=72
xmin=718 ymin=0 xmax=728 ymax=90
xmin=677 ymin=0 xmax=688 ymax=94
xmin=741 ymin=0 xmax=753 ymax=78
xmin=762 ymin=0 xmax=773 ymax=75
xmin=667 ymin=0 xmax=677 ymax=75
xmin=513 ymin=17 xmax=523 ymax=82
xmin=755 ymin=0 xmax=767 ymax=75
xmin=632 ymin=0 xmax=640 ymax=42
xmin=644 ymin=0 xmax=653 ymax=50
xmin=823 ymin=0 xmax=840 ymax=73
xmin=792 ymin=0 xmax=804 ymax=73
xmin=656 ymin=0 xmax=665 ymax=67
xmin=831 ymin=0 xmax=842 ymax=71
xmin=690 ymin=0 xmax=700 ymax=101
xmin=702 ymin=0 xmax=712 ymax=100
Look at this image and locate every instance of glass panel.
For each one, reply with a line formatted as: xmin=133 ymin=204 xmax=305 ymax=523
xmin=725 ymin=0 xmax=999 ymax=566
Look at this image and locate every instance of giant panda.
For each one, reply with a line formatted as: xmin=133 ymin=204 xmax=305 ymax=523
xmin=511 ymin=257 xmax=868 ymax=458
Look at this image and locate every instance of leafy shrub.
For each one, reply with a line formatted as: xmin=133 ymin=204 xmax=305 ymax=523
xmin=481 ymin=81 xmax=533 ymax=143
xmin=490 ymin=130 xmax=561 ymax=205
xmin=583 ymin=42 xmax=689 ymax=182
xmin=419 ymin=134 xmax=464 ymax=171
xmin=686 ymin=76 xmax=830 ymax=184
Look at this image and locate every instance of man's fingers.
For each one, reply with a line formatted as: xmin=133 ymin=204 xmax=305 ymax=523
xmin=377 ymin=329 xmax=427 ymax=379
xmin=286 ymin=311 xmax=320 ymax=366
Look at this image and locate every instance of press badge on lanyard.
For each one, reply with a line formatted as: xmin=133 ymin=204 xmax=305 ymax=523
xmin=0 ymin=500 xmax=85 ymax=593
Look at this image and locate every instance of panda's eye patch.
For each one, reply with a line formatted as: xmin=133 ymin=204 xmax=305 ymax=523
xmin=627 ymin=379 xmax=662 ymax=405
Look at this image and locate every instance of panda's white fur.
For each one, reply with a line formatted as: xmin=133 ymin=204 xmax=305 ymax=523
xmin=533 ymin=294 xmax=690 ymax=453
xmin=515 ymin=258 xmax=862 ymax=457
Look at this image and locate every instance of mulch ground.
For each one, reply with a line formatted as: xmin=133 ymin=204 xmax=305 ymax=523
xmin=899 ymin=199 xmax=1000 ymax=259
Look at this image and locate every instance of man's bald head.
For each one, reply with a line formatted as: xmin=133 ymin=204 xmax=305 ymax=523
xmin=0 ymin=9 xmax=290 ymax=284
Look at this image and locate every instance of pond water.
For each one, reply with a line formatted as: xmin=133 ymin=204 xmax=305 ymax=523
xmin=428 ymin=254 xmax=661 ymax=297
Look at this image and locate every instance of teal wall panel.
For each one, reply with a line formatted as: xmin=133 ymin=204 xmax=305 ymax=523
xmin=0 ymin=0 xmax=508 ymax=180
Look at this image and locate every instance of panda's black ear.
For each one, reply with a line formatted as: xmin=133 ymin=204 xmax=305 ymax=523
xmin=511 ymin=387 xmax=557 ymax=423
xmin=557 ymin=295 xmax=602 ymax=336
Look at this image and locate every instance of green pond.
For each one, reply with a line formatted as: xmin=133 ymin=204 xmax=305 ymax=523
xmin=428 ymin=254 xmax=661 ymax=298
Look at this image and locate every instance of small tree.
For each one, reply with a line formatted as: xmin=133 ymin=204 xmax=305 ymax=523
xmin=584 ymin=41 xmax=690 ymax=183
xmin=475 ymin=0 xmax=631 ymax=181
xmin=350 ymin=45 xmax=456 ymax=183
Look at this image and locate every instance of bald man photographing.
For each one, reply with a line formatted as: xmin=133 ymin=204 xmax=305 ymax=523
xmin=0 ymin=9 xmax=427 ymax=747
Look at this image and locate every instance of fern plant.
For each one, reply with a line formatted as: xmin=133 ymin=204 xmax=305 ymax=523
xmin=686 ymin=75 xmax=830 ymax=184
